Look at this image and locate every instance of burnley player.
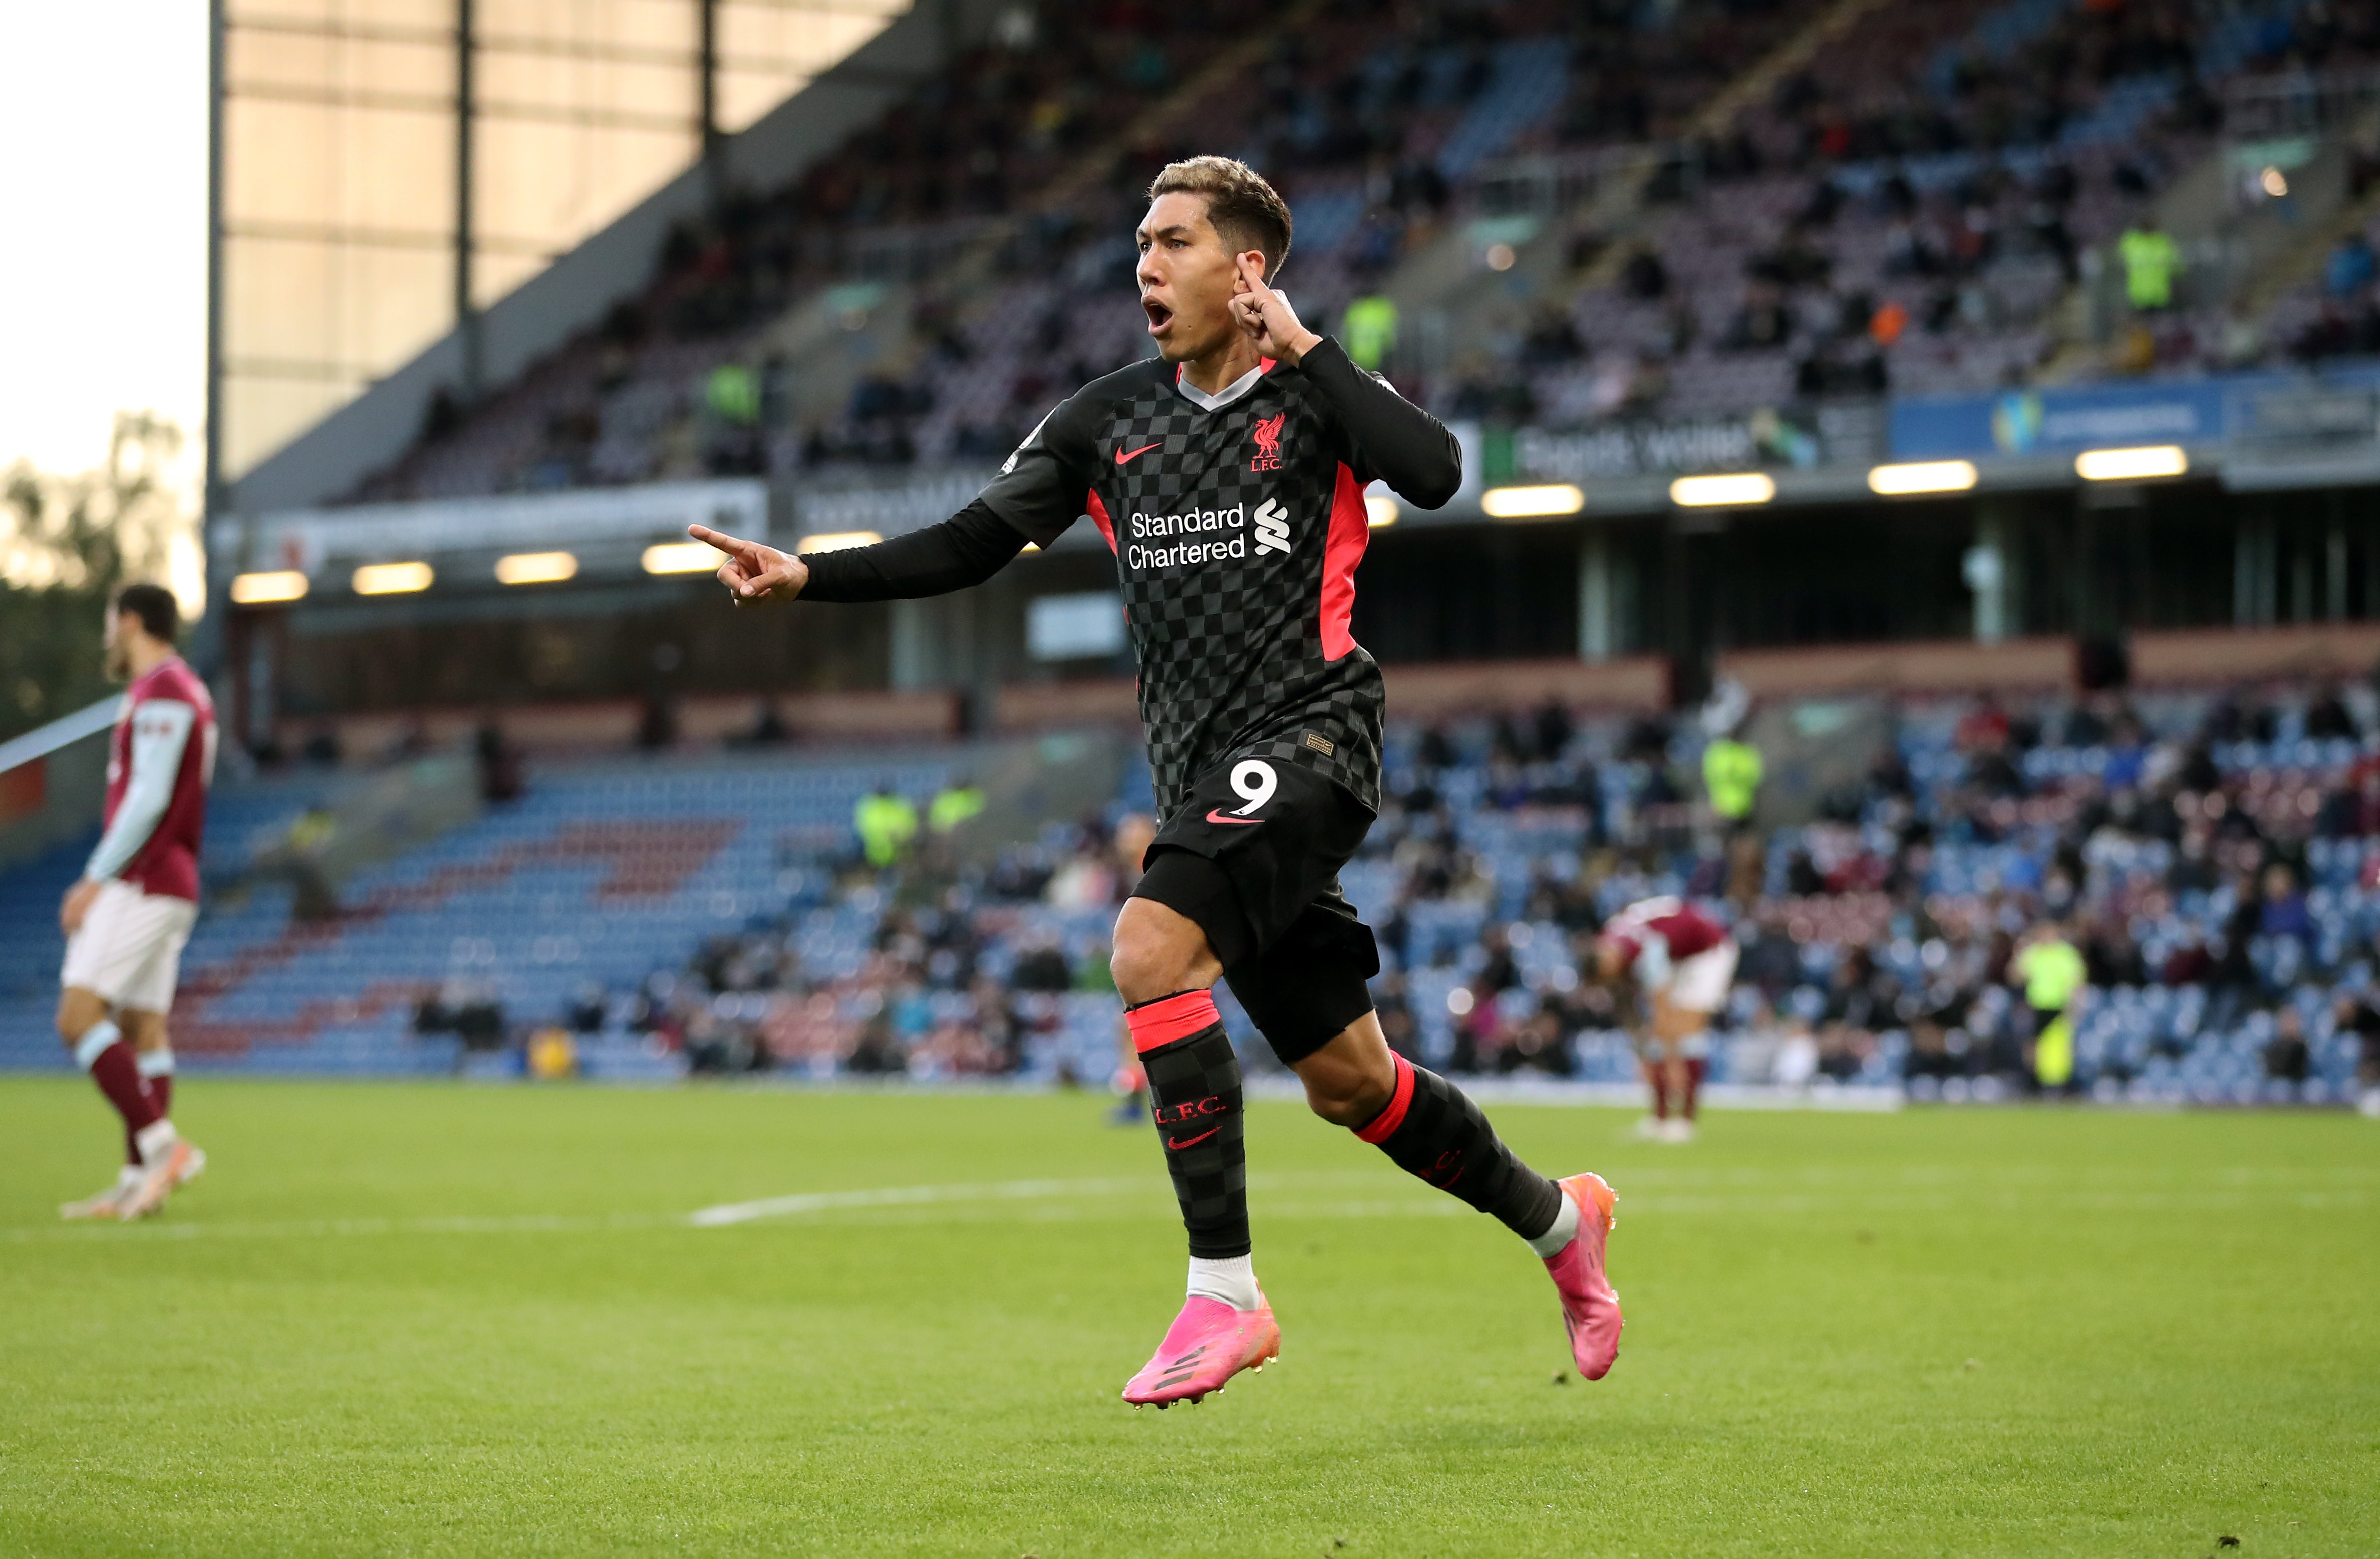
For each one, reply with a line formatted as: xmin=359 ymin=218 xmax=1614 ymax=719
xmin=1595 ymin=896 xmax=1738 ymax=1143
xmin=688 ymin=157 xmax=1621 ymax=1405
xmin=57 ymin=584 xmax=211 ymax=1220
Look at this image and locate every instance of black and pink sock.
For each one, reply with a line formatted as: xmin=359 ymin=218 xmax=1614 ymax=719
xmin=1126 ymin=990 xmax=1250 ymax=1262
xmin=1355 ymin=1051 xmax=1564 ymax=1242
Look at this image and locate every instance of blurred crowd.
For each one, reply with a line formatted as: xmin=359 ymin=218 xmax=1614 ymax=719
xmin=326 ymin=0 xmax=2380 ymax=523
xmin=357 ymin=0 xmax=2380 ymax=503
xmin=1459 ymin=0 xmax=2380 ymax=429
xmin=477 ymin=679 xmax=2380 ymax=1110
xmin=538 ymin=786 xmax=1153 ymax=1081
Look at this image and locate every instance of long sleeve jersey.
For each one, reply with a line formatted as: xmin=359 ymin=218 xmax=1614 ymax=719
xmin=86 ymin=656 xmax=217 ymax=901
xmin=799 ymin=337 xmax=1460 ymax=821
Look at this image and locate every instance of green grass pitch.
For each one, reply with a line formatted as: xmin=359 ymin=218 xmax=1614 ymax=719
xmin=3 ymin=1079 xmax=2374 ymax=1557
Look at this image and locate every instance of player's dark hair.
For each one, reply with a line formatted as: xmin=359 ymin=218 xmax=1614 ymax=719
xmin=1148 ymin=156 xmax=1293 ymax=280
xmin=115 ymin=582 xmax=179 ymax=644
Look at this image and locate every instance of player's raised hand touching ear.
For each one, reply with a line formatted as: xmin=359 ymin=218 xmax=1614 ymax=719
xmin=1229 ymin=252 xmax=1322 ymax=367
xmin=688 ymin=524 xmax=809 ymax=605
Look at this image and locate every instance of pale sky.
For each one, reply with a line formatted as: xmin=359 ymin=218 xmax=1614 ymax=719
xmin=1 ymin=4 xmax=208 ymax=479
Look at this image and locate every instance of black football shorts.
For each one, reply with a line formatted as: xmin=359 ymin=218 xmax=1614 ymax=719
xmin=1131 ymin=754 xmax=1381 ymax=1064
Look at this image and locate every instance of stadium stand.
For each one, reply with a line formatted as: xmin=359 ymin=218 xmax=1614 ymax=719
xmin=336 ymin=0 xmax=1821 ymax=501
xmin=7 ymin=683 xmax=2378 ymax=1110
xmin=1505 ymin=0 xmax=2380 ymax=421
xmin=0 ymin=754 xmax=1001 ymax=1081
xmin=309 ymin=0 xmax=2380 ymax=500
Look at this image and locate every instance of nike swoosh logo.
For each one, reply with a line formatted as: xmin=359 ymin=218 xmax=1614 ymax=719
xmin=1116 ymin=442 xmax=1163 ymax=464
xmin=1167 ymin=1127 xmax=1222 ymax=1150
xmin=1205 ymin=809 xmax=1261 ymax=825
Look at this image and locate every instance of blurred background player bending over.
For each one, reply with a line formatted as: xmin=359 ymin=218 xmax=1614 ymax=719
xmin=1597 ymin=896 xmax=1738 ymax=1143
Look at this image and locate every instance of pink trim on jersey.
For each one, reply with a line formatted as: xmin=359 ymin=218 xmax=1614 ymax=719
xmin=1086 ymin=490 xmax=1117 ymax=554
xmin=1172 ymin=358 xmax=1276 ymax=382
xmin=1320 ymin=461 xmax=1370 ymax=661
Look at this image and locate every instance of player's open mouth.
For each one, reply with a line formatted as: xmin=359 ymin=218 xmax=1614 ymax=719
xmin=1142 ymin=298 xmax=1174 ymax=335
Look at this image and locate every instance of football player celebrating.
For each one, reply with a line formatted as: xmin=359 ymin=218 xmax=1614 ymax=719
xmin=1595 ymin=896 xmax=1738 ymax=1142
xmin=689 ymin=157 xmax=1621 ymax=1406
xmin=57 ymin=584 xmax=212 ymax=1220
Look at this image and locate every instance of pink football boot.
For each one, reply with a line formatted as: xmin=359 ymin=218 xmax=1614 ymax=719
xmin=1121 ymin=1292 xmax=1281 ymax=1409
xmin=1544 ymin=1172 xmax=1622 ymax=1380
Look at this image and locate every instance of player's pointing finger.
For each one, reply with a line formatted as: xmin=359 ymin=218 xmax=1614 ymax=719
xmin=687 ymin=523 xmax=752 ymax=563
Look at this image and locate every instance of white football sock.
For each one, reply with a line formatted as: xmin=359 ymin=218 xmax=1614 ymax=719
xmin=137 ymin=1047 xmax=175 ymax=1079
xmin=1186 ymin=1254 xmax=1260 ymax=1312
xmin=1525 ymin=1191 xmax=1582 ymax=1258
xmin=134 ymin=1118 xmax=178 ymax=1167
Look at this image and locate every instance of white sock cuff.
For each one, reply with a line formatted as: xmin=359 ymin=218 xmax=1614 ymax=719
xmin=1186 ymin=1253 xmax=1261 ymax=1312
xmin=137 ymin=1047 xmax=175 ymax=1078
xmin=1525 ymin=1190 xmax=1583 ymax=1258
xmin=73 ymin=1020 xmax=123 ymax=1071
xmin=135 ymin=1118 xmax=178 ymax=1165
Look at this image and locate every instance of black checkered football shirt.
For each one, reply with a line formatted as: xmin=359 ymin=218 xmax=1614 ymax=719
xmin=977 ymin=337 xmax=1461 ymax=822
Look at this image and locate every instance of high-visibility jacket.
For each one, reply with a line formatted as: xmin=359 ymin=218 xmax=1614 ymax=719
xmin=2034 ymin=1010 xmax=2076 ymax=1087
xmin=2015 ymin=938 xmax=2087 ymax=1012
xmin=1341 ymin=295 xmax=1400 ymax=371
xmin=928 ymin=784 xmax=985 ymax=833
xmin=2118 ymin=227 xmax=2181 ymax=310
xmin=1702 ymin=737 xmax=1764 ymax=821
xmin=854 ymin=791 xmax=919 ymax=867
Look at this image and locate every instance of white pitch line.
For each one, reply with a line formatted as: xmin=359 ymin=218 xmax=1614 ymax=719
xmin=684 ymin=1176 xmax=1160 ymax=1227
xmin=681 ymin=1169 xmax=1422 ymax=1227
